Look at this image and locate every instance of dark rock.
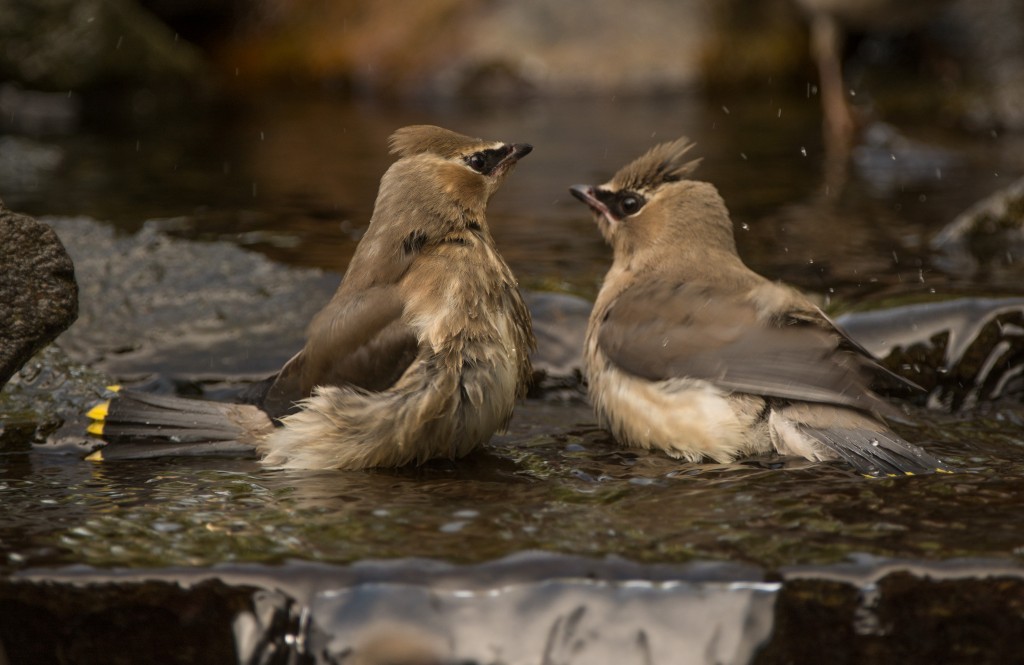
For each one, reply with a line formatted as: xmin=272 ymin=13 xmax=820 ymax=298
xmin=837 ymin=297 xmax=1024 ymax=410
xmin=0 ymin=0 xmax=206 ymax=91
xmin=0 ymin=201 xmax=78 ymax=388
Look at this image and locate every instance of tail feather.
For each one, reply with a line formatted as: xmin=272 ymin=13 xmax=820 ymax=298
xmin=88 ymin=441 xmax=256 ymax=461
xmin=86 ymin=389 xmax=271 ymax=460
xmin=800 ymin=425 xmax=950 ymax=477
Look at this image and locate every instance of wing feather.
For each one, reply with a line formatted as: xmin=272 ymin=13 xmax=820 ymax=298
xmin=597 ymin=280 xmax=886 ymax=413
xmin=257 ymin=285 xmax=418 ymax=419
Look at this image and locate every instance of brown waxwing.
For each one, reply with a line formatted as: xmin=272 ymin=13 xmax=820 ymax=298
xmin=570 ymin=138 xmax=949 ymax=476
xmin=87 ymin=125 xmax=535 ymax=470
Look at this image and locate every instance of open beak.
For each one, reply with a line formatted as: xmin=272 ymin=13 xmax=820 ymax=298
xmin=570 ymin=184 xmax=612 ymax=220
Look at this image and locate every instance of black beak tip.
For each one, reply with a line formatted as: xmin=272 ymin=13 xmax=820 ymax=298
xmin=569 ymin=184 xmax=592 ymax=203
xmin=514 ymin=143 xmax=533 ymax=159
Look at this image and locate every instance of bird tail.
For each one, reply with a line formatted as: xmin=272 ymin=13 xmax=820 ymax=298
xmin=85 ymin=388 xmax=268 ymax=461
xmin=800 ymin=425 xmax=952 ymax=477
xmin=770 ymin=405 xmax=952 ymax=477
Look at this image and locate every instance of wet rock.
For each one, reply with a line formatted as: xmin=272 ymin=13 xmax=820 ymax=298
xmin=4 ymin=556 xmax=1023 ymax=664
xmin=837 ymin=297 xmax=1024 ymax=410
xmin=0 ymin=201 xmax=78 ymax=388
xmin=0 ymin=0 xmax=205 ymax=91
xmin=851 ymin=123 xmax=960 ymax=196
xmin=524 ymin=291 xmax=591 ymax=395
xmin=930 ymin=175 xmax=1024 ymax=277
xmin=46 ymin=216 xmax=334 ymax=387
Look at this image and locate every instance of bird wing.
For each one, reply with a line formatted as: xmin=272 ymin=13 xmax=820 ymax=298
xmin=790 ymin=306 xmax=924 ymax=395
xmin=258 ymin=285 xmax=419 ymax=419
xmin=596 ymin=280 xmax=884 ymax=412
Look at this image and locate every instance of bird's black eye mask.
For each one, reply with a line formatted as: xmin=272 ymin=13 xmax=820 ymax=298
xmin=595 ymin=189 xmax=647 ymax=219
xmin=464 ymin=146 xmax=512 ymax=175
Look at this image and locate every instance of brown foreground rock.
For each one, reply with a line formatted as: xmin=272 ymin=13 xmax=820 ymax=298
xmin=0 ymin=201 xmax=78 ymax=387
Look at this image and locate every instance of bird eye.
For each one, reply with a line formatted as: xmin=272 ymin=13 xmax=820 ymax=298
xmin=466 ymin=152 xmax=487 ymax=173
xmin=618 ymin=193 xmax=644 ymax=216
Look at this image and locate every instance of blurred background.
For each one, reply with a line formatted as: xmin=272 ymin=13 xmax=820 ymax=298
xmin=2 ymin=0 xmax=1023 ymax=295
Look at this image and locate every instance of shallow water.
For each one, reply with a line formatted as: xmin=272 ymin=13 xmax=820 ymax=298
xmin=2 ymin=89 xmax=1024 ymax=661
xmin=2 ymin=400 xmax=1022 ymax=574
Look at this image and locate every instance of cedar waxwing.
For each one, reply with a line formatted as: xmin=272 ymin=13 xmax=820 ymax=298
xmin=88 ymin=125 xmax=535 ymax=470
xmin=570 ymin=138 xmax=949 ymax=476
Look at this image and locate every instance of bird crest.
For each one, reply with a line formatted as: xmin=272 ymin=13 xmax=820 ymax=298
xmin=611 ymin=137 xmax=701 ymax=192
xmin=388 ymin=125 xmax=486 ymax=160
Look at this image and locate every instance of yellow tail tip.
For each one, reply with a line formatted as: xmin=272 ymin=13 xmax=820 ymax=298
xmin=86 ymin=401 xmax=110 ymax=421
xmin=86 ymin=421 xmax=105 ymax=437
xmin=85 ymin=449 xmax=104 ymax=462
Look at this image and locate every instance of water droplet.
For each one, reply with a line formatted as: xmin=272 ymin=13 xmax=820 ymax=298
xmin=870 ymin=440 xmax=880 ymax=447
xmin=800 ymin=147 xmax=807 ymax=156
xmin=722 ymin=106 xmax=730 ymax=115
xmin=740 ymin=152 xmax=748 ymax=160
xmin=740 ymin=222 xmax=749 ymax=230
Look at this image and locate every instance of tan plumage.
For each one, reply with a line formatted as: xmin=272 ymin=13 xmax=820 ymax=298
xmin=89 ymin=125 xmax=535 ymax=470
xmin=571 ymin=138 xmax=948 ymax=476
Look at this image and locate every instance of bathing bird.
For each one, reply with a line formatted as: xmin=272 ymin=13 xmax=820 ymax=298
xmin=88 ymin=125 xmax=535 ymax=470
xmin=570 ymin=137 xmax=948 ymax=476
